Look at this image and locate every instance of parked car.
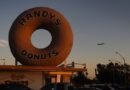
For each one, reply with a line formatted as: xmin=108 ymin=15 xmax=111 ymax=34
xmin=0 ymin=83 xmax=32 ymax=90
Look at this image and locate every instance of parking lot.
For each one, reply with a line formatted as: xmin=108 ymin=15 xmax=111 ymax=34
xmin=42 ymin=83 xmax=130 ymax=90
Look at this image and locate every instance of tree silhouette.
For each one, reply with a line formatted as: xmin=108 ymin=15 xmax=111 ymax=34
xmin=71 ymin=71 xmax=88 ymax=87
xmin=95 ymin=62 xmax=130 ymax=84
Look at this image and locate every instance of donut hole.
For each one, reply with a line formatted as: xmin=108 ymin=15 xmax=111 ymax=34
xmin=31 ymin=29 xmax=52 ymax=49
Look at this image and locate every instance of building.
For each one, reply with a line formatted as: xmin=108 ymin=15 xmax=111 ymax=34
xmin=0 ymin=64 xmax=87 ymax=90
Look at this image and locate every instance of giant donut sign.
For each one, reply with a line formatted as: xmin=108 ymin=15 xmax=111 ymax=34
xmin=9 ymin=7 xmax=73 ymax=66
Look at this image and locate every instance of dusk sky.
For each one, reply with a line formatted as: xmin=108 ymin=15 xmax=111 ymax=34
xmin=0 ymin=0 xmax=130 ymax=78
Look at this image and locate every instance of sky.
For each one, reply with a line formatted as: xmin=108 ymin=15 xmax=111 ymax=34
xmin=0 ymin=0 xmax=130 ymax=78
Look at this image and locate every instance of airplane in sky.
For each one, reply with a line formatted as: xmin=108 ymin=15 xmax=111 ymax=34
xmin=96 ymin=43 xmax=105 ymax=45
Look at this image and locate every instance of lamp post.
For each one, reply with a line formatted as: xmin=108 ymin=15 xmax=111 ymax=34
xmin=115 ymin=51 xmax=127 ymax=85
xmin=115 ymin=52 xmax=126 ymax=65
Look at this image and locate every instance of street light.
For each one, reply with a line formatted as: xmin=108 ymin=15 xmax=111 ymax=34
xmin=115 ymin=52 xmax=126 ymax=65
xmin=115 ymin=51 xmax=127 ymax=84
